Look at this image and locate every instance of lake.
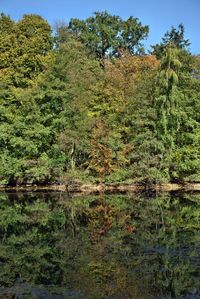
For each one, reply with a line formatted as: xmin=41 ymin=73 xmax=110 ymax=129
xmin=0 ymin=191 xmax=199 ymax=299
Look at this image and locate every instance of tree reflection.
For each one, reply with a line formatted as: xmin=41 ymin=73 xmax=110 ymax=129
xmin=0 ymin=192 xmax=199 ymax=298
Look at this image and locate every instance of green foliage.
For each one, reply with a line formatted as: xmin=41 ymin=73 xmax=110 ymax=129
xmin=151 ymin=24 xmax=190 ymax=59
xmin=87 ymin=119 xmax=116 ymax=180
xmin=67 ymin=11 xmax=149 ymax=60
xmin=155 ymin=46 xmax=182 ymax=143
xmin=0 ymin=13 xmax=200 ymax=184
xmin=0 ymin=14 xmax=52 ymax=87
xmin=0 ymin=192 xmax=199 ymax=297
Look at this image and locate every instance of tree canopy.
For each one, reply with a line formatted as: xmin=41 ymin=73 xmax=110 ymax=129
xmin=67 ymin=11 xmax=149 ymax=60
xmin=0 ymin=12 xmax=200 ymax=185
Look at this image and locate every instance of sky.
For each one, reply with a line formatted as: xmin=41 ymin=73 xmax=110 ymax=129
xmin=0 ymin=0 xmax=199 ymax=54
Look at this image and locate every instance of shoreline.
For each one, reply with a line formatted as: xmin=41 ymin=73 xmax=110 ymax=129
xmin=1 ymin=182 xmax=200 ymax=193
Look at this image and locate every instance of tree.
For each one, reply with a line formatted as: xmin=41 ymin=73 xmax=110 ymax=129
xmin=0 ymin=14 xmax=52 ymax=87
xmin=151 ymin=24 xmax=190 ymax=59
xmin=0 ymin=14 xmax=53 ymax=184
xmin=155 ymin=45 xmax=182 ymax=141
xmin=0 ymin=14 xmax=16 ymax=85
xmin=154 ymin=43 xmax=200 ymax=182
xmin=14 ymin=14 xmax=52 ymax=87
xmin=154 ymin=45 xmax=183 ymax=181
xmin=194 ymin=55 xmax=200 ymax=79
xmin=1 ymin=12 xmax=200 ymax=185
xmin=0 ymin=13 xmax=14 ymax=32
xmin=67 ymin=11 xmax=149 ymax=61
xmin=35 ymin=33 xmax=102 ymax=175
xmin=88 ymin=119 xmax=116 ymax=181
xmin=104 ymin=53 xmax=162 ymax=183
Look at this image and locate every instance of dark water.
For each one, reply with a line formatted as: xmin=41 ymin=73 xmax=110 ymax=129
xmin=0 ymin=191 xmax=199 ymax=299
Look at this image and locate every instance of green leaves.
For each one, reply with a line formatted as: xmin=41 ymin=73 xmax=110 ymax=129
xmin=151 ymin=24 xmax=190 ymax=59
xmin=67 ymin=11 xmax=149 ymax=60
xmin=0 ymin=13 xmax=200 ymax=185
xmin=0 ymin=14 xmax=52 ymax=87
xmin=0 ymin=192 xmax=199 ymax=296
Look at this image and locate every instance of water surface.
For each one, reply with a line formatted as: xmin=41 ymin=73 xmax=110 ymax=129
xmin=0 ymin=192 xmax=199 ymax=298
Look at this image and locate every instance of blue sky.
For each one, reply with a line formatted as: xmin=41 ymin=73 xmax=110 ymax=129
xmin=0 ymin=0 xmax=199 ymax=54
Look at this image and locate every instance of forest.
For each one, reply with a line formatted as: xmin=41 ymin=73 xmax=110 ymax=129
xmin=0 ymin=11 xmax=200 ymax=186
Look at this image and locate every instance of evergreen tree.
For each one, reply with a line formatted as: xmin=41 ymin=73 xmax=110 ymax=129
xmin=152 ymin=24 xmax=190 ymax=59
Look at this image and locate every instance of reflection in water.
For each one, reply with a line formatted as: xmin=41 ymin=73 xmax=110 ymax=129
xmin=0 ymin=192 xmax=199 ymax=299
